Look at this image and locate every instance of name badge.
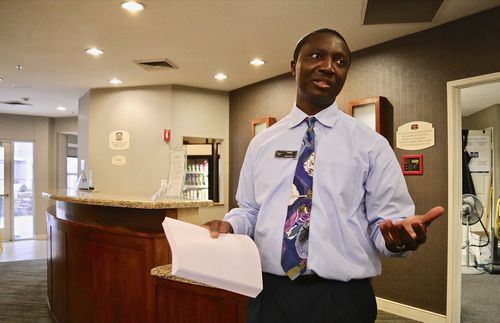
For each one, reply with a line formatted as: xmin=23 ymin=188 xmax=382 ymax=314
xmin=275 ymin=150 xmax=297 ymax=159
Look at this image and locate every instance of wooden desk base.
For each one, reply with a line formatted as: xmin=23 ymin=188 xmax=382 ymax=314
xmin=154 ymin=275 xmax=248 ymax=323
xmin=47 ymin=202 xmax=174 ymax=323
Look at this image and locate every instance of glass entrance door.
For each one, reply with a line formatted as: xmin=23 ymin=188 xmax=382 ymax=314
xmin=13 ymin=142 xmax=34 ymax=240
xmin=0 ymin=141 xmax=34 ymax=241
xmin=0 ymin=142 xmax=13 ymax=241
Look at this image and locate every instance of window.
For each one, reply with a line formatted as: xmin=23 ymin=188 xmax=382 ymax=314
xmin=67 ymin=157 xmax=78 ymax=190
xmin=66 ymin=134 xmax=78 ymax=190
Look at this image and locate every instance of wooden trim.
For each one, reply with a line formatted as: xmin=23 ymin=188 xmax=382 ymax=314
xmin=347 ymin=96 xmax=393 ymax=146
xmin=445 ymin=71 xmax=500 ymax=322
xmin=251 ymin=117 xmax=276 ymax=137
xmin=348 ymin=97 xmax=382 ymax=133
xmin=376 ymin=297 xmax=446 ymax=323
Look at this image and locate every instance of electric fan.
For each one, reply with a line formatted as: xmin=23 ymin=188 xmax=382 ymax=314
xmin=461 ymin=194 xmax=484 ymax=274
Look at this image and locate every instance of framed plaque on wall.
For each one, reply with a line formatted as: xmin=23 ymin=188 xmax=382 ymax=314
xmin=251 ymin=117 xmax=276 ymax=137
xmin=348 ymin=96 xmax=393 ymax=145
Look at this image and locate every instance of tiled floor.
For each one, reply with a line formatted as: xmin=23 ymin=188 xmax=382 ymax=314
xmin=0 ymin=239 xmax=47 ymax=262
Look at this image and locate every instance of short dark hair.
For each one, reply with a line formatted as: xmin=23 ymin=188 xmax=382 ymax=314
xmin=292 ymin=28 xmax=350 ymax=61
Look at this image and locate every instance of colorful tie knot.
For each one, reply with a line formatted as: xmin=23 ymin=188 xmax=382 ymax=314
xmin=306 ymin=117 xmax=316 ymax=129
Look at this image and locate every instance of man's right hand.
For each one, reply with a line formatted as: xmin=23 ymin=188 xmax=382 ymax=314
xmin=202 ymin=220 xmax=233 ymax=238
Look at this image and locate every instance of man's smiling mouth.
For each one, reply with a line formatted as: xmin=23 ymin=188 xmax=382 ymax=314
xmin=313 ymin=80 xmax=331 ymax=89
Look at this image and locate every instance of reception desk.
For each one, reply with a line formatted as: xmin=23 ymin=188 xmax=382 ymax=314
xmin=43 ymin=190 xmax=212 ymax=323
xmin=151 ymin=264 xmax=248 ymax=323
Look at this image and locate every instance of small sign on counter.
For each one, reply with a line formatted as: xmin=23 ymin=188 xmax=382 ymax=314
xmin=166 ymin=147 xmax=187 ymax=198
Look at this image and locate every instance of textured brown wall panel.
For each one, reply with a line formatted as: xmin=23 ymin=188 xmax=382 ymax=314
xmin=229 ymin=74 xmax=296 ymax=207
xmin=229 ymin=7 xmax=500 ymax=315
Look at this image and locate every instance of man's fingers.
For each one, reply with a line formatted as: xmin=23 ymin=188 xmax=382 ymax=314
xmin=202 ymin=220 xmax=233 ymax=238
xmin=379 ymin=220 xmax=394 ymax=244
xmin=211 ymin=221 xmax=221 ymax=232
xmin=380 ymin=220 xmax=405 ymax=251
xmin=210 ymin=221 xmax=221 ymax=238
xmin=421 ymin=206 xmax=445 ymax=225
xmin=412 ymin=222 xmax=427 ymax=244
xmin=397 ymin=225 xmax=418 ymax=250
xmin=202 ymin=220 xmax=221 ymax=238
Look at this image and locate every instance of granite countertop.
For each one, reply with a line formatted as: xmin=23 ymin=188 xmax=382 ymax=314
xmin=42 ymin=190 xmax=213 ymax=209
xmin=151 ymin=264 xmax=211 ymax=287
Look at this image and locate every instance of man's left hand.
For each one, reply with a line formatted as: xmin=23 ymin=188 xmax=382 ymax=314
xmin=379 ymin=206 xmax=445 ymax=252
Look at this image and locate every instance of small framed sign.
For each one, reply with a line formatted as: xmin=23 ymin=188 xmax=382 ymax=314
xmin=109 ymin=130 xmax=130 ymax=150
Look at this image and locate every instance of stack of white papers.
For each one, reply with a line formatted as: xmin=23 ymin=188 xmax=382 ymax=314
xmin=162 ymin=217 xmax=263 ymax=298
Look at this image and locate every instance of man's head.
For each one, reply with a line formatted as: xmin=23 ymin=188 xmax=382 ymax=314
xmin=291 ymin=29 xmax=351 ymax=115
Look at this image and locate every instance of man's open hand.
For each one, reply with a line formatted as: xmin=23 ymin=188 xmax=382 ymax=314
xmin=379 ymin=206 xmax=444 ymax=252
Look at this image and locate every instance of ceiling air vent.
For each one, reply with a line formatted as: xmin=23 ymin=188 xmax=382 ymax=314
xmin=134 ymin=58 xmax=177 ymax=71
xmin=0 ymin=99 xmax=33 ymax=106
xmin=363 ymin=0 xmax=444 ymax=25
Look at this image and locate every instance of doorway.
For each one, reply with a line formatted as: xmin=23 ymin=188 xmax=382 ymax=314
xmin=447 ymin=71 xmax=500 ymax=322
xmin=0 ymin=140 xmax=35 ymax=241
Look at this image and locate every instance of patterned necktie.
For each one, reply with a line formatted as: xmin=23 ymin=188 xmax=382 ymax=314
xmin=281 ymin=117 xmax=316 ymax=280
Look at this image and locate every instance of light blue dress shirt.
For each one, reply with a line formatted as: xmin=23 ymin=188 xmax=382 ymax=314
xmin=225 ymin=102 xmax=415 ymax=281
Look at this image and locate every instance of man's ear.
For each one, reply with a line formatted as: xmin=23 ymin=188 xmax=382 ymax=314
xmin=290 ymin=60 xmax=296 ymax=77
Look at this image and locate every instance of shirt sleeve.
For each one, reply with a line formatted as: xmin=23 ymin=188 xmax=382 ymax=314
xmin=365 ymin=138 xmax=415 ymax=257
xmin=224 ymin=141 xmax=260 ymax=237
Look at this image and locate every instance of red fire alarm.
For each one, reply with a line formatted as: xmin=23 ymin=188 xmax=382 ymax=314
xmin=163 ymin=129 xmax=171 ymax=142
xmin=402 ymin=154 xmax=423 ymax=175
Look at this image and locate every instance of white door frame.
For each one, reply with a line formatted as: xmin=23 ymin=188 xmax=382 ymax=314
xmin=446 ymin=71 xmax=500 ymax=322
xmin=0 ymin=141 xmax=13 ymax=241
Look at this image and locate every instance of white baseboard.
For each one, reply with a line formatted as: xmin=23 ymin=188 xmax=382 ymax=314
xmin=376 ymin=297 xmax=446 ymax=323
xmin=34 ymin=234 xmax=47 ymax=240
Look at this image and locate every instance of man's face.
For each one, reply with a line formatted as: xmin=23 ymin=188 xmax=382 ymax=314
xmin=291 ymin=33 xmax=350 ymax=113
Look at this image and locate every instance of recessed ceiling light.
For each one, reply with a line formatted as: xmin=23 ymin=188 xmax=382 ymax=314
xmin=85 ymin=47 xmax=104 ymax=56
xmin=121 ymin=1 xmax=145 ymax=12
xmin=15 ymin=65 xmax=23 ymax=71
xmin=214 ymin=73 xmax=227 ymax=81
xmin=0 ymin=77 xmax=3 ymax=82
xmin=56 ymin=106 xmax=66 ymax=111
xmin=250 ymin=58 xmax=265 ymax=66
xmin=109 ymin=78 xmax=123 ymax=85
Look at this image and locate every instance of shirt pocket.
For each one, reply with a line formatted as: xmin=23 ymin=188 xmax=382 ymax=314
xmin=316 ymin=158 xmax=364 ymax=220
xmin=253 ymin=154 xmax=297 ymax=205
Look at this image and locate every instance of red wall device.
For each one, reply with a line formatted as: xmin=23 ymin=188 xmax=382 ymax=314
xmin=402 ymin=154 xmax=423 ymax=175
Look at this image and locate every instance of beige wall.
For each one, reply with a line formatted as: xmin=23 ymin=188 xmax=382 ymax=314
xmin=78 ymin=91 xmax=90 ymax=165
xmin=53 ymin=117 xmax=78 ymax=135
xmin=52 ymin=117 xmax=78 ymax=189
xmin=83 ymin=85 xmax=173 ymax=196
xmin=80 ymin=85 xmax=230 ymax=222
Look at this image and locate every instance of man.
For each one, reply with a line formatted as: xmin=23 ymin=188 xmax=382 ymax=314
xmin=204 ymin=28 xmax=444 ymax=323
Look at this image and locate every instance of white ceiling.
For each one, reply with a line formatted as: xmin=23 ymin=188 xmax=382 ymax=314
xmin=0 ymin=0 xmax=499 ymax=118
xmin=461 ymin=81 xmax=500 ymax=116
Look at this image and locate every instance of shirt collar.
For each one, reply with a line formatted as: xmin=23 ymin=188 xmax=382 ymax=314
xmin=288 ymin=101 xmax=341 ymax=129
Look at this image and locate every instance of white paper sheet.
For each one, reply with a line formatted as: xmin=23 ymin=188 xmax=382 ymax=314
xmin=162 ymin=217 xmax=263 ymax=298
